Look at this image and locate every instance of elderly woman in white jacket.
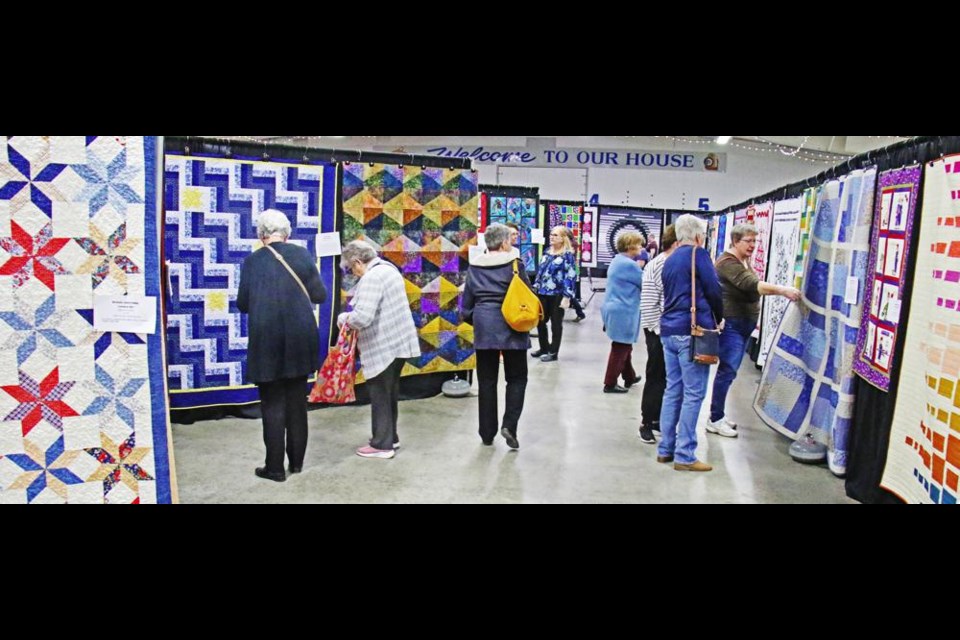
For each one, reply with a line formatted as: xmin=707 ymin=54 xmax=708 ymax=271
xmin=338 ymin=239 xmax=421 ymax=459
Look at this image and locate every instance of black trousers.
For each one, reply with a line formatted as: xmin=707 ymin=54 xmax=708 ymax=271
xmin=537 ymin=294 xmax=564 ymax=355
xmin=257 ymin=376 xmax=309 ymax=473
xmin=366 ymin=358 xmax=405 ymax=450
xmin=640 ymin=328 xmax=666 ymax=429
xmin=475 ymin=349 xmax=528 ymax=442
xmin=569 ymin=296 xmax=585 ymax=317
xmin=570 ymin=280 xmax=585 ymax=316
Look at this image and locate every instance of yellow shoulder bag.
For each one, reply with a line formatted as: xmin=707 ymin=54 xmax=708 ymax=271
xmin=501 ymin=259 xmax=543 ymax=332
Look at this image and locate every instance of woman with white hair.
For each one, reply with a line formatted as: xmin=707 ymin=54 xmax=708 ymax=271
xmin=338 ymin=239 xmax=421 ymax=459
xmin=461 ymin=223 xmax=530 ymax=449
xmin=237 ymin=208 xmax=327 ymax=482
xmin=655 ymin=214 xmax=724 ymax=472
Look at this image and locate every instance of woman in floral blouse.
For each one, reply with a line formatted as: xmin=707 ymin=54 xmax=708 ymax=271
xmin=531 ymin=225 xmax=577 ymax=362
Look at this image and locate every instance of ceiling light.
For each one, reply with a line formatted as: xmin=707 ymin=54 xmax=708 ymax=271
xmin=716 ymin=136 xmax=732 ymax=145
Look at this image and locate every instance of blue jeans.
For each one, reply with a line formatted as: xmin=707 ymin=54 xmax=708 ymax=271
xmin=709 ymin=316 xmax=756 ymax=423
xmin=658 ymin=335 xmax=710 ymax=465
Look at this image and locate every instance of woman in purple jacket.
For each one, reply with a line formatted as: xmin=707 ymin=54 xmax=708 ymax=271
xmin=461 ymin=223 xmax=531 ymax=450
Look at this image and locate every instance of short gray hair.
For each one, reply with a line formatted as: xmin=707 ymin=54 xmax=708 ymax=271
xmin=674 ymin=214 xmax=706 ymax=243
xmin=730 ymin=223 xmax=758 ymax=245
xmin=256 ymin=209 xmax=292 ymax=240
xmin=341 ymin=239 xmax=378 ymax=267
xmin=483 ymin=223 xmax=512 ymax=250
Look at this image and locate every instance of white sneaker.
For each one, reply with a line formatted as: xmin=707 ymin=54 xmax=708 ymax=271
xmin=705 ymin=418 xmax=738 ymax=438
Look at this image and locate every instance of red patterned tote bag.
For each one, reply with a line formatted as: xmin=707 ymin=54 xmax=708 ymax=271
xmin=308 ymin=326 xmax=358 ymax=404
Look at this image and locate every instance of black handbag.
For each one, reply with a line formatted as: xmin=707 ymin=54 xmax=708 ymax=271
xmin=689 ymin=245 xmax=720 ymax=365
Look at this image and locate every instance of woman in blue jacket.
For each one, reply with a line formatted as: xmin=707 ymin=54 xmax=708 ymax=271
xmin=601 ymin=230 xmax=645 ymax=393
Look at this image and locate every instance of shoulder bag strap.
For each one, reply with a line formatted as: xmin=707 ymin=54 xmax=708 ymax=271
xmin=691 ymin=245 xmax=698 ymax=333
xmin=264 ymin=245 xmax=312 ymax=305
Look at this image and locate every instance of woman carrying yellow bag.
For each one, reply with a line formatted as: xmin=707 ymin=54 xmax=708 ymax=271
xmin=461 ymin=223 xmax=533 ymax=449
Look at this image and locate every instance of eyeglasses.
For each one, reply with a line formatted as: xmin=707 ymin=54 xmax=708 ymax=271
xmin=739 ymin=238 xmax=757 ymax=244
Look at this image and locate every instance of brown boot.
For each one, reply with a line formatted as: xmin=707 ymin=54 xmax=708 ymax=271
xmin=656 ymin=455 xmax=674 ymax=463
xmin=673 ymin=460 xmax=713 ymax=472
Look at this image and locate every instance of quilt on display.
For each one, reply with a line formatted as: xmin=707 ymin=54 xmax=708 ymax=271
xmin=0 ymin=135 xmax=174 ymax=503
xmin=714 ymin=212 xmax=728 ymax=258
xmin=746 ymin=201 xmax=773 ymax=280
xmin=754 ymin=168 xmax=876 ymax=476
xmin=853 ymin=166 xmax=921 ymax=392
xmin=164 ymin=155 xmax=337 ymax=409
xmin=342 ymin=163 xmax=477 ymax=377
xmin=596 ymin=206 xmax=663 ymax=269
xmin=881 ymin=158 xmax=960 ymax=504
xmin=795 ymin=186 xmax=819 ymax=290
xmin=757 ymin=198 xmax=802 ymax=368
xmin=723 ymin=212 xmax=734 ymax=255
xmin=546 ymin=202 xmax=584 ymax=276
xmin=478 ymin=191 xmax=488 ymax=231
xmin=581 ymin=206 xmax=598 ymax=268
xmin=705 ymin=215 xmax=716 ymax=261
xmin=487 ymin=195 xmax=539 ymax=272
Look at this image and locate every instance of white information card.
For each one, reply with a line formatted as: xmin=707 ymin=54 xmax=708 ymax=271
xmin=93 ymin=295 xmax=157 ymax=334
xmin=315 ymin=232 xmax=342 ymax=257
xmin=844 ymin=277 xmax=859 ymax=305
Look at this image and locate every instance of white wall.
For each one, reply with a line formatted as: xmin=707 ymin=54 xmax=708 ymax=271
xmin=364 ymin=136 xmax=835 ymax=211
xmin=477 ymin=148 xmax=825 ymax=211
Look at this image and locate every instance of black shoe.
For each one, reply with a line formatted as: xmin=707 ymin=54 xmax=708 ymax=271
xmin=624 ymin=376 xmax=642 ymax=388
xmin=603 ymin=385 xmax=628 ymax=393
xmin=530 ymin=349 xmax=544 ymax=358
xmin=637 ymin=427 xmax=657 ymax=444
xmin=572 ymin=315 xmax=586 ymax=323
xmin=255 ymin=467 xmax=286 ymax=482
xmin=481 ymin=439 xmax=494 ymax=446
xmin=540 ymin=353 xmax=558 ymax=362
xmin=500 ymin=426 xmax=519 ymax=450
xmin=288 ymin=465 xmax=302 ymax=474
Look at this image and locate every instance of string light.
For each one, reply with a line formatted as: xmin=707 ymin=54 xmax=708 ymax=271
xmin=647 ymin=136 xmax=843 ymax=164
xmin=224 ymin=136 xmax=379 ymax=146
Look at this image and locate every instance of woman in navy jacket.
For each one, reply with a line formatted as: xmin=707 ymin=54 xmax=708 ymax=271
xmin=237 ymin=209 xmax=326 ymax=482
xmin=656 ymin=214 xmax=724 ymax=472
xmin=461 ymin=223 xmax=531 ymax=449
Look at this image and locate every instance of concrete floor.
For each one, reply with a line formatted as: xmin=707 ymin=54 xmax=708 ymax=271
xmin=171 ymin=299 xmax=858 ymax=504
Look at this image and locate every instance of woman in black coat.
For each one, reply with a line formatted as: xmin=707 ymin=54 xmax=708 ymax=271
xmin=237 ymin=209 xmax=326 ymax=482
xmin=461 ymin=223 xmax=531 ymax=450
